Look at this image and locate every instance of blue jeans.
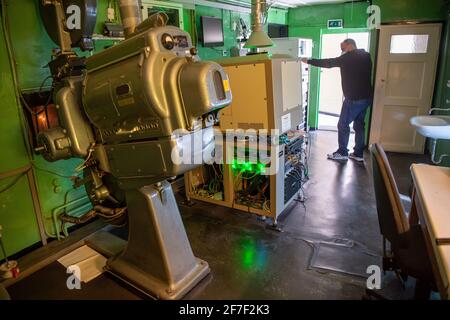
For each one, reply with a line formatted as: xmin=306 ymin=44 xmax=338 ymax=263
xmin=337 ymin=98 xmax=371 ymax=157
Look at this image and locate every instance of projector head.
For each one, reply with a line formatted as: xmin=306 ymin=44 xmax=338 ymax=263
xmin=83 ymin=25 xmax=231 ymax=143
xmin=37 ymin=23 xmax=232 ymax=201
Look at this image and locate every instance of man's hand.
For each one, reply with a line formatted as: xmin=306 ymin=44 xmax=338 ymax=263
xmin=301 ymin=58 xmax=309 ymax=64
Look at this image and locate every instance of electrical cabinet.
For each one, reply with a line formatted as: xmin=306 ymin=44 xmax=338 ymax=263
xmin=267 ymin=37 xmax=313 ymax=132
xmin=218 ymin=54 xmax=303 ymax=133
xmin=185 ymin=54 xmax=309 ymax=223
xmin=266 ymin=37 xmax=313 ymax=58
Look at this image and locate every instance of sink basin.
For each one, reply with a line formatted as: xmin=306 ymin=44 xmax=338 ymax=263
xmin=410 ymin=115 xmax=450 ymax=140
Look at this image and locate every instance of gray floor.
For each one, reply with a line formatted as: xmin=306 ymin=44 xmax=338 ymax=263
xmin=318 ymin=112 xmax=339 ymax=131
xmin=7 ymin=130 xmax=432 ymax=300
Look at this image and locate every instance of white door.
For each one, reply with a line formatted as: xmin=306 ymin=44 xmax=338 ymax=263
xmin=319 ymin=33 xmax=347 ymax=117
xmin=318 ymin=32 xmax=370 ymax=130
xmin=369 ymin=24 xmax=442 ymax=153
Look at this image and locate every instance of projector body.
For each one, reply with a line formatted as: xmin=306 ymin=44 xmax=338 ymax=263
xmin=36 ymin=5 xmax=231 ymax=298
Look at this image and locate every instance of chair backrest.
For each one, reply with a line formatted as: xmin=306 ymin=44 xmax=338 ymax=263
xmin=0 ymin=284 xmax=10 ymax=300
xmin=370 ymin=143 xmax=410 ymax=244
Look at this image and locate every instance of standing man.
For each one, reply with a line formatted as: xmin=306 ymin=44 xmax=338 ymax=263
xmin=302 ymin=38 xmax=373 ymax=162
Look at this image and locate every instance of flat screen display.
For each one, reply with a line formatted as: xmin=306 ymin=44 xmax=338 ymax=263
xmin=268 ymin=23 xmax=289 ymax=38
xmin=201 ymin=16 xmax=224 ymax=47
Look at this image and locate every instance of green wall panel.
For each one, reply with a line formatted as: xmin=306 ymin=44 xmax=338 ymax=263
xmin=0 ymin=14 xmax=29 ymax=173
xmin=194 ymin=5 xmax=250 ymax=60
xmin=1 ymin=6 xmax=40 ymax=256
xmin=433 ymin=10 xmax=450 ymax=166
xmin=7 ymin=0 xmax=55 ymax=91
xmin=6 ymin=0 xmax=121 ymax=91
xmin=0 ymin=175 xmax=40 ymax=257
xmin=289 ymin=2 xmax=368 ymax=29
xmin=1 ymin=0 xmax=118 ymax=256
xmin=193 ymin=5 xmax=286 ymax=61
xmin=267 ymin=8 xmax=288 ymax=25
xmin=33 ymin=156 xmax=89 ymax=239
xmin=373 ymin=0 xmax=447 ymax=23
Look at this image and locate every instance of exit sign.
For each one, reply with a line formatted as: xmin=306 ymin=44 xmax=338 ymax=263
xmin=328 ymin=19 xmax=343 ymax=29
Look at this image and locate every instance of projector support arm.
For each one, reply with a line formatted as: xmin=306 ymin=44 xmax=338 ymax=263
xmin=105 ymin=180 xmax=210 ymax=299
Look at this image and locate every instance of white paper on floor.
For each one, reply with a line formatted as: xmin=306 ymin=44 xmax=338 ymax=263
xmin=57 ymin=245 xmax=107 ymax=283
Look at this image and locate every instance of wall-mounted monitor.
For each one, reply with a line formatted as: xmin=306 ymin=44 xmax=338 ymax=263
xmin=201 ymin=16 xmax=224 ymax=47
xmin=268 ymin=23 xmax=289 ymax=38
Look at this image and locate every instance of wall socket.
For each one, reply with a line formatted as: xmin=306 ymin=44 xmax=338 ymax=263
xmin=222 ymin=50 xmax=228 ymax=57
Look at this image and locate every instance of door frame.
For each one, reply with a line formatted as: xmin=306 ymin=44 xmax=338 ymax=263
xmin=315 ymin=28 xmax=371 ymax=130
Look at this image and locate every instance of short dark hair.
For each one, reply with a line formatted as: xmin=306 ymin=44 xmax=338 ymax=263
xmin=343 ymin=38 xmax=357 ymax=47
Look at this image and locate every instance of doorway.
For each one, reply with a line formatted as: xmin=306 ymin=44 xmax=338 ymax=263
xmin=318 ymin=32 xmax=370 ymax=131
xmin=369 ymin=24 xmax=442 ymax=153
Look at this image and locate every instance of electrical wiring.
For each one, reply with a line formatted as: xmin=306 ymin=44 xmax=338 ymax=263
xmin=75 ymin=143 xmax=96 ymax=172
xmin=191 ymin=164 xmax=225 ymax=200
xmin=233 ymin=171 xmax=243 ymax=189
xmin=211 ymin=163 xmax=222 ymax=180
xmin=32 ymin=163 xmax=80 ymax=179
xmin=262 ymin=199 xmax=270 ymax=212
xmin=240 ymin=171 xmax=259 ymax=180
xmin=0 ymin=171 xmax=28 ymax=194
xmin=234 ymin=169 xmax=269 ymax=211
xmin=38 ymin=75 xmax=53 ymax=97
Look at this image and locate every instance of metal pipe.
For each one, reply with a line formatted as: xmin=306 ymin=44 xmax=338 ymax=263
xmin=430 ymin=139 xmax=450 ymax=165
xmin=250 ymin=0 xmax=266 ymax=33
xmin=0 ymin=164 xmax=31 ymax=180
xmin=60 ymin=208 xmax=98 ymax=237
xmin=429 ymin=107 xmax=450 ymax=115
xmin=49 ymin=196 xmax=91 ymax=240
xmin=427 ymin=108 xmax=450 ymax=164
xmin=244 ymin=0 xmax=273 ymax=49
xmin=27 ymin=169 xmax=48 ymax=246
xmin=119 ymin=0 xmax=143 ymax=38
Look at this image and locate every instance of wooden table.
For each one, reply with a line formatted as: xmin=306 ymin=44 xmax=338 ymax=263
xmin=410 ymin=164 xmax=450 ymax=300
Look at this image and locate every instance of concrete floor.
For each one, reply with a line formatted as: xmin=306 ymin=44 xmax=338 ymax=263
xmin=7 ymin=130 xmax=432 ymax=300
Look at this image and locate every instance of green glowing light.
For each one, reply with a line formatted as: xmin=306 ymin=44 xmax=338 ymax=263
xmin=239 ymin=238 xmax=267 ymax=270
xmin=258 ymin=163 xmax=266 ymax=173
xmin=232 ymin=160 xmax=266 ymax=175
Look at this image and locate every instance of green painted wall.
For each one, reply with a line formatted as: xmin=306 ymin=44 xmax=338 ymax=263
xmin=372 ymin=0 xmax=448 ymax=23
xmin=0 ymin=8 xmax=41 ymax=256
xmin=191 ymin=5 xmax=286 ymax=61
xmin=0 ymin=0 xmax=121 ymax=256
xmin=433 ymin=11 xmax=450 ymax=166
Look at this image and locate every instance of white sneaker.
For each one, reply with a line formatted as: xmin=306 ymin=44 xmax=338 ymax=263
xmin=327 ymin=152 xmax=348 ymax=162
xmin=349 ymin=153 xmax=364 ymax=162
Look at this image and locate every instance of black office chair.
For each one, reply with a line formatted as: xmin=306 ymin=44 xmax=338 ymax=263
xmin=0 ymin=283 xmax=10 ymax=300
xmin=368 ymin=143 xmax=436 ymax=300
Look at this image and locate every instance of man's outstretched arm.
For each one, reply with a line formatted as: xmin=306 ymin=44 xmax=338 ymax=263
xmin=301 ymin=56 xmax=343 ymax=68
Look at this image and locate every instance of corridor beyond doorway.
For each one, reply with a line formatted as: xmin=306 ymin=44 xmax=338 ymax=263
xmin=318 ymin=32 xmax=370 ymax=131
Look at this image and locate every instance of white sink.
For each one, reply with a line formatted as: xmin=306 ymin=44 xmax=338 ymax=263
xmin=410 ymin=115 xmax=450 ymax=140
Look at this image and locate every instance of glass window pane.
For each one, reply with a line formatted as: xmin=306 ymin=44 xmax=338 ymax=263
xmin=390 ymin=34 xmax=429 ymax=54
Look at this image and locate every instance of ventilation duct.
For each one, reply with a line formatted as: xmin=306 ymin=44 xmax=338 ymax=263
xmin=119 ymin=0 xmax=143 ymax=38
xmin=244 ymin=0 xmax=274 ymax=49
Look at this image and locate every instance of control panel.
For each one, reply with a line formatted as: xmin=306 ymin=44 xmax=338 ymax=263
xmin=157 ymin=29 xmax=193 ymax=56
